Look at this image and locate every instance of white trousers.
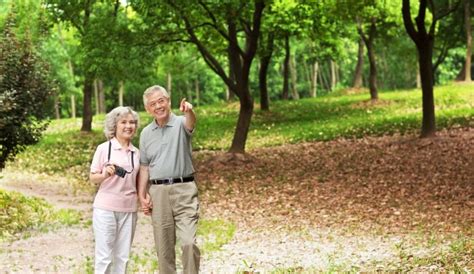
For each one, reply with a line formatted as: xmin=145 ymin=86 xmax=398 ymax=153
xmin=93 ymin=208 xmax=137 ymax=274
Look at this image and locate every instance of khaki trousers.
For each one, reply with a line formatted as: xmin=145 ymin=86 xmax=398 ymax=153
xmin=150 ymin=181 xmax=200 ymax=274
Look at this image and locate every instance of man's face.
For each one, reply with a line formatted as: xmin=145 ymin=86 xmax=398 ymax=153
xmin=145 ymin=92 xmax=171 ymax=123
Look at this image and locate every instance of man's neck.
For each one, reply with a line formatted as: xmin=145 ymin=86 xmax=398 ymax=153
xmin=156 ymin=116 xmax=170 ymax=128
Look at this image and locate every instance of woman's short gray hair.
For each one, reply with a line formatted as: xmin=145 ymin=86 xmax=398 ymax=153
xmin=143 ymin=85 xmax=170 ymax=106
xmin=103 ymin=106 xmax=140 ymax=140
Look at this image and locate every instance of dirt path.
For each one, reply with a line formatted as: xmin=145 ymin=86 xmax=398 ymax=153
xmin=1 ymin=128 xmax=473 ymax=272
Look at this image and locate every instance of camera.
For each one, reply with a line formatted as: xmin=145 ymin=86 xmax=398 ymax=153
xmin=114 ymin=165 xmax=127 ymax=178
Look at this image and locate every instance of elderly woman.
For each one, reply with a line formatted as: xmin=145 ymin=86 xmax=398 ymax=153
xmin=89 ymin=106 xmax=140 ymax=274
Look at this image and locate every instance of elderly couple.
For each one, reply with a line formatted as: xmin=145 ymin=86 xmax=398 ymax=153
xmin=89 ymin=85 xmax=200 ymax=274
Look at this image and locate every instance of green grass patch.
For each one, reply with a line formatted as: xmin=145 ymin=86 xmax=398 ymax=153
xmin=0 ymin=189 xmax=82 ymax=240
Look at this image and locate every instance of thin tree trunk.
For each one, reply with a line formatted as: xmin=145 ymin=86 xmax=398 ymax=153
xmin=330 ymin=59 xmax=336 ymax=91
xmin=98 ymin=79 xmax=105 ymax=113
xmin=310 ymin=61 xmax=319 ymax=97
xmin=54 ymin=96 xmax=60 ymax=119
xmin=282 ymin=34 xmax=290 ymax=100
xmin=464 ymin=0 xmax=472 ymax=81
xmin=195 ymin=78 xmax=200 ymax=106
xmin=290 ymin=54 xmax=299 ymax=99
xmin=71 ymin=95 xmax=76 ymax=119
xmin=402 ymin=0 xmax=437 ymax=137
xmin=416 ymin=62 xmax=421 ymax=88
xmin=94 ymin=79 xmax=99 ymax=115
xmin=352 ymin=37 xmax=364 ymax=88
xmin=167 ymin=73 xmax=172 ymax=100
xmin=81 ymin=74 xmax=94 ymax=131
xmin=419 ymin=43 xmax=436 ymax=137
xmin=227 ymin=49 xmax=235 ymax=101
xmin=118 ymin=81 xmax=124 ymax=106
xmin=320 ymin=62 xmax=329 ymax=91
xmin=258 ymin=57 xmax=270 ymax=110
xmin=258 ymin=32 xmax=274 ymax=111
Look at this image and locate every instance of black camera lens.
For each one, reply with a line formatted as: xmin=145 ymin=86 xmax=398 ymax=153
xmin=114 ymin=165 xmax=127 ymax=178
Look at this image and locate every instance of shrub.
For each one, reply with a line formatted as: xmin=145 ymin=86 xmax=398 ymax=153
xmin=0 ymin=14 xmax=56 ymax=169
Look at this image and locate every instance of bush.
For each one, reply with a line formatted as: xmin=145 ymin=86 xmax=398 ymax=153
xmin=0 ymin=189 xmax=82 ymax=240
xmin=0 ymin=14 xmax=56 ymax=169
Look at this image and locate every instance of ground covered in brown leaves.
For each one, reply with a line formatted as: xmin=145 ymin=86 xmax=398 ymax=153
xmin=196 ymin=127 xmax=473 ymax=236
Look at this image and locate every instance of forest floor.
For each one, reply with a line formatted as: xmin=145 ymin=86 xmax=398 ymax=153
xmin=0 ymin=127 xmax=473 ymax=272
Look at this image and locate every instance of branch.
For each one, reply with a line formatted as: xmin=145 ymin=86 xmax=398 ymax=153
xmin=428 ymin=0 xmax=461 ymax=37
xmin=243 ymin=0 xmax=264 ymax=61
xmin=197 ymin=0 xmax=231 ymax=41
xmin=402 ymin=0 xmax=419 ymax=44
xmin=433 ymin=39 xmax=451 ymax=73
xmin=415 ymin=0 xmax=428 ymax=37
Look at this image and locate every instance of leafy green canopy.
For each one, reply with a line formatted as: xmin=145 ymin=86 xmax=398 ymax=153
xmin=0 ymin=15 xmax=56 ymax=169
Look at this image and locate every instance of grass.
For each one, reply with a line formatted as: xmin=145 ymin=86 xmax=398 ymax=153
xmin=6 ymin=82 xmax=473 ymax=188
xmin=0 ymin=189 xmax=82 ymax=241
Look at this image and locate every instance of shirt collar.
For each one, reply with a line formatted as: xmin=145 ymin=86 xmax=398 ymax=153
xmin=152 ymin=113 xmax=177 ymax=130
xmin=110 ymin=137 xmax=136 ymax=152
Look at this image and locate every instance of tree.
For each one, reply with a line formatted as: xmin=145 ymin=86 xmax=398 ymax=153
xmin=463 ymin=0 xmax=472 ymax=82
xmin=0 ymin=16 xmax=55 ymax=169
xmin=134 ymin=0 xmax=265 ymax=153
xmin=402 ymin=0 xmax=460 ymax=137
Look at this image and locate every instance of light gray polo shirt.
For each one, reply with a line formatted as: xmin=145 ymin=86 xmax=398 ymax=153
xmin=139 ymin=113 xmax=195 ymax=180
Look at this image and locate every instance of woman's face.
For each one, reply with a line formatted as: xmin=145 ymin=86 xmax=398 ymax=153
xmin=115 ymin=113 xmax=137 ymax=141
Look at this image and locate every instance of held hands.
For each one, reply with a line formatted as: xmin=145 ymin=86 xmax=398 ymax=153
xmin=179 ymin=98 xmax=193 ymax=113
xmin=140 ymin=193 xmax=153 ymax=216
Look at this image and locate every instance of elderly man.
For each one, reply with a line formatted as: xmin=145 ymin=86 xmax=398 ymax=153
xmin=138 ymin=85 xmax=200 ymax=274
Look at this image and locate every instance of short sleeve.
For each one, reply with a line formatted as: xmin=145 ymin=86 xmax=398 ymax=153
xmin=90 ymin=145 xmax=105 ymax=173
xmin=139 ymin=130 xmax=149 ymax=166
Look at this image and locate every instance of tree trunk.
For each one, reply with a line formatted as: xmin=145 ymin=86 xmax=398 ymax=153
xmin=167 ymin=73 xmax=172 ymax=99
xmin=98 ymin=79 xmax=105 ymax=113
xmin=320 ymin=62 xmax=329 ymax=91
xmin=416 ymin=62 xmax=421 ymax=88
xmin=290 ymin=54 xmax=299 ymax=100
xmin=464 ymin=0 xmax=472 ymax=82
xmin=54 ymin=96 xmax=60 ymax=119
xmin=195 ymin=78 xmax=200 ymax=106
xmin=94 ymin=79 xmax=99 ymax=115
xmin=455 ymin=62 xmax=466 ymax=81
xmin=282 ymin=34 xmax=290 ymax=100
xmin=330 ymin=59 xmax=336 ymax=91
xmin=402 ymin=0 xmax=437 ymax=137
xmin=80 ymin=74 xmax=94 ymax=131
xmin=352 ymin=37 xmax=364 ymax=88
xmin=367 ymin=42 xmax=378 ymax=100
xmin=229 ymin=89 xmax=254 ymax=153
xmin=258 ymin=32 xmax=274 ymax=111
xmin=227 ymin=49 xmax=235 ymax=101
xmin=178 ymin=0 xmax=264 ymax=153
xmin=259 ymin=57 xmax=271 ymax=110
xmin=310 ymin=61 xmax=319 ymax=97
xmin=118 ymin=81 xmax=124 ymax=106
xmin=418 ymin=43 xmax=436 ymax=137
xmin=71 ymin=95 xmax=76 ymax=119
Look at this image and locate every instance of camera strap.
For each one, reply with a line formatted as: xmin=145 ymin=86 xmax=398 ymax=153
xmin=108 ymin=141 xmax=134 ymax=172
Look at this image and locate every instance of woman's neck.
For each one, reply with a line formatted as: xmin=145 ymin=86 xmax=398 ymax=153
xmin=115 ymin=136 xmax=130 ymax=148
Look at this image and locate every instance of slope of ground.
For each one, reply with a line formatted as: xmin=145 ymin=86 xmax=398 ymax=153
xmin=1 ymin=127 xmax=472 ymax=272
